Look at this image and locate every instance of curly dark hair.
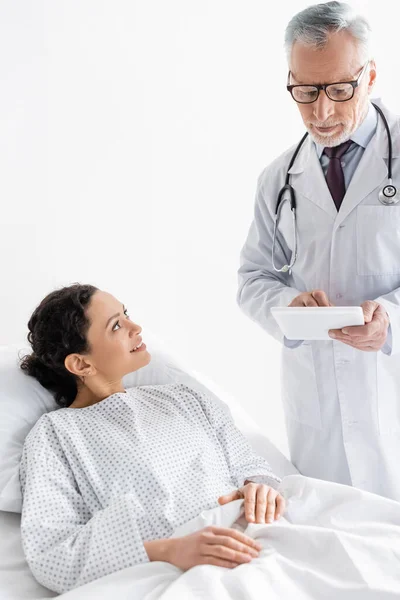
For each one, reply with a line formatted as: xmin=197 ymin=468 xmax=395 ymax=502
xmin=20 ymin=283 xmax=98 ymax=408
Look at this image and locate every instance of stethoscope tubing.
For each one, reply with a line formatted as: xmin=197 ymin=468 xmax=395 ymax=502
xmin=272 ymin=103 xmax=395 ymax=273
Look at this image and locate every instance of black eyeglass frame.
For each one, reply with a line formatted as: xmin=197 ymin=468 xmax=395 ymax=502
xmin=286 ymin=61 xmax=369 ymax=104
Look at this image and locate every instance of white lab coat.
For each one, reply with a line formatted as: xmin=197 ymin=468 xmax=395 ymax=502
xmin=237 ymin=98 xmax=400 ymax=501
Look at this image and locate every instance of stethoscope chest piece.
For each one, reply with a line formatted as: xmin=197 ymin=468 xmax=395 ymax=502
xmin=379 ymin=180 xmax=400 ymax=205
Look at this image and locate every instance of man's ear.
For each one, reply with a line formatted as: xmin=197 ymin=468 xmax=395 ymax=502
xmin=367 ymin=59 xmax=377 ymax=94
xmin=64 ymin=353 xmax=92 ymax=378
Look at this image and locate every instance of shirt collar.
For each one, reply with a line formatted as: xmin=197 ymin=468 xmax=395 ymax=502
xmin=314 ymin=101 xmax=378 ymax=158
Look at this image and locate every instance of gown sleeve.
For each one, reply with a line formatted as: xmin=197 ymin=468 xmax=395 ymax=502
xmin=19 ymin=416 xmax=152 ymax=594
xmin=189 ymin=386 xmax=282 ymax=490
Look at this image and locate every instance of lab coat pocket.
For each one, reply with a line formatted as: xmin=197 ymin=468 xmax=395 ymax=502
xmin=376 ymin=351 xmax=400 ymax=435
xmin=281 ymin=343 xmax=322 ymax=430
xmin=357 ymin=206 xmax=400 ymax=276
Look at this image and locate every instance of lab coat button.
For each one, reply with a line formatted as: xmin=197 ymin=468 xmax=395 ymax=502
xmin=336 ymin=293 xmax=343 ymax=299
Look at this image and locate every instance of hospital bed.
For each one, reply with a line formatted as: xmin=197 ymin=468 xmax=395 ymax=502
xmin=0 ymin=334 xmax=298 ymax=600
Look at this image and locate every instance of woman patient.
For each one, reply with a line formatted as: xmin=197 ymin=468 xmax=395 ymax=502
xmin=19 ymin=284 xmax=285 ymax=594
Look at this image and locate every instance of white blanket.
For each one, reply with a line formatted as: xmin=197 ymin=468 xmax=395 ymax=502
xmin=56 ymin=475 xmax=400 ymax=600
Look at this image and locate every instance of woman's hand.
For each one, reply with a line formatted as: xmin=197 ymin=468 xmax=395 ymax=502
xmin=218 ymin=482 xmax=286 ymax=524
xmin=165 ymin=526 xmax=262 ymax=570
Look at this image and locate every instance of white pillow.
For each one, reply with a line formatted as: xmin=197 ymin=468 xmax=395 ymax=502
xmin=0 ymin=331 xmax=297 ymax=513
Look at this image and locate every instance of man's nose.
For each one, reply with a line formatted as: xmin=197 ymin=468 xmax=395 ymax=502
xmin=313 ymin=91 xmax=335 ymax=122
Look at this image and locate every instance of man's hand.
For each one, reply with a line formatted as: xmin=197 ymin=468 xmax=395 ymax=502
xmin=289 ymin=289 xmax=334 ymax=307
xmin=328 ymin=301 xmax=389 ymax=352
xmin=218 ymin=482 xmax=286 ymax=524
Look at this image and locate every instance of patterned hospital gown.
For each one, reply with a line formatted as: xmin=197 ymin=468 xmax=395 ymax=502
xmin=19 ymin=383 xmax=280 ymax=594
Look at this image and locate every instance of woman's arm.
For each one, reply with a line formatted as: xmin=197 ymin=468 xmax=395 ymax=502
xmin=19 ymin=420 xmax=163 ymax=594
xmin=143 ymin=538 xmax=173 ymax=561
xmin=189 ymin=386 xmax=282 ymax=489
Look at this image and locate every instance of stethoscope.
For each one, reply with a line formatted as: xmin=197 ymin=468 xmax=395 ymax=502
xmin=272 ymin=103 xmax=400 ymax=273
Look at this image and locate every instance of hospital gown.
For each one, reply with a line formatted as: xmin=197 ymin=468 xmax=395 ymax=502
xmin=19 ymin=383 xmax=280 ymax=594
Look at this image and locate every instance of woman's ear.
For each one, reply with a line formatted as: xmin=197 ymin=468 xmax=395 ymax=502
xmin=64 ymin=353 xmax=93 ymax=378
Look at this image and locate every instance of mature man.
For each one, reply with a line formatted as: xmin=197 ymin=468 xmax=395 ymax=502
xmin=237 ymin=1 xmax=400 ymax=500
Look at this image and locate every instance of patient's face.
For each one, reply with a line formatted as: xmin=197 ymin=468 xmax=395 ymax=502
xmin=84 ymin=290 xmax=151 ymax=381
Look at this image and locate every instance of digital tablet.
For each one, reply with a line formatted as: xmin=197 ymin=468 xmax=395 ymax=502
xmin=271 ymin=306 xmax=365 ymax=341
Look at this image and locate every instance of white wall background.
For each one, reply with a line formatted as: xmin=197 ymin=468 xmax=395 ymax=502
xmin=1 ymin=0 xmax=399 ymax=457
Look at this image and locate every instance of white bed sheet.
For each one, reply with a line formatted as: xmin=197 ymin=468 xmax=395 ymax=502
xmin=0 ymin=510 xmax=56 ymax=599
xmin=0 ymin=405 xmax=297 ymax=600
xmin=56 ymin=476 xmax=400 ymax=600
xmin=4 ymin=475 xmax=400 ymax=600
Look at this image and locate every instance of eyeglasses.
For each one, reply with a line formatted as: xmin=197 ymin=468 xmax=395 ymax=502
xmin=287 ymin=61 xmax=369 ymax=104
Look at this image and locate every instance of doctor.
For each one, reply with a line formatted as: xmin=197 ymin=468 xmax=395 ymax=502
xmin=237 ymin=1 xmax=400 ymax=501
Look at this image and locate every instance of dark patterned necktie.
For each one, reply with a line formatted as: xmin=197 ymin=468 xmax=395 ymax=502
xmin=323 ymin=140 xmax=353 ymax=210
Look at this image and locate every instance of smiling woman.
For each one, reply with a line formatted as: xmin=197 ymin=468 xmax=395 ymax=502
xmin=20 ymin=284 xmax=151 ymax=409
xmin=18 ymin=283 xmax=283 ymax=594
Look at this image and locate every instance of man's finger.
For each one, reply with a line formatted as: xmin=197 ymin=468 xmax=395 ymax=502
xmin=311 ymin=290 xmax=330 ymax=307
xmin=329 ymin=322 xmax=376 ymax=339
xmin=328 ymin=330 xmax=375 ymax=343
xmin=329 ymin=328 xmax=348 ymax=337
xmin=303 ymin=295 xmax=319 ymax=307
xmin=340 ymin=328 xmax=371 ymax=338
xmin=374 ymin=303 xmax=389 ymax=319
xmin=330 ymin=335 xmax=374 ymax=345
xmin=332 ymin=315 xmax=386 ymax=342
xmin=361 ymin=300 xmax=378 ymax=323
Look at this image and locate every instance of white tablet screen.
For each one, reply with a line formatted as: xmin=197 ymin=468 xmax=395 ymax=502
xmin=271 ymin=306 xmax=364 ymax=341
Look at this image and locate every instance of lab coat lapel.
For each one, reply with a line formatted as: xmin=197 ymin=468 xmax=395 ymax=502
xmin=334 ymin=146 xmax=387 ymax=227
xmin=334 ymin=107 xmax=392 ymax=227
xmin=288 ymin=136 xmax=338 ymax=220
xmin=288 ymin=100 xmax=400 ymax=228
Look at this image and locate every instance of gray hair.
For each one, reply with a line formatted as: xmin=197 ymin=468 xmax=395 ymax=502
xmin=284 ymin=1 xmax=372 ymax=64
